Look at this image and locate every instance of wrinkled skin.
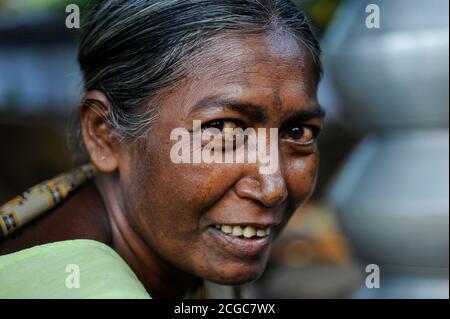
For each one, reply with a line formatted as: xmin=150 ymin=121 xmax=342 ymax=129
xmin=0 ymin=32 xmax=323 ymax=299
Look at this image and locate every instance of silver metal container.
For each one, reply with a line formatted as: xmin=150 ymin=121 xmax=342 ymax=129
xmin=323 ymin=0 xmax=449 ymax=298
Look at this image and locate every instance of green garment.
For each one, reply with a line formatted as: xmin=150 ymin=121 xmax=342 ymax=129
xmin=0 ymin=239 xmax=151 ymax=299
xmin=0 ymin=166 xmax=236 ymax=299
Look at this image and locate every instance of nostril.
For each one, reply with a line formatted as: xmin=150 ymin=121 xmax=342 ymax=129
xmin=260 ymin=188 xmax=288 ymax=208
xmin=234 ymin=179 xmax=261 ymax=202
xmin=235 ymin=177 xmax=288 ymax=208
xmin=258 ymin=175 xmax=288 ymax=207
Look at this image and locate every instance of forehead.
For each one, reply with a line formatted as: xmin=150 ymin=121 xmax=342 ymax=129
xmin=163 ymin=32 xmax=318 ymax=116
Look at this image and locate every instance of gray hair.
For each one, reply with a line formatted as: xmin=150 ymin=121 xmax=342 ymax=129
xmin=73 ymin=0 xmax=322 ymax=151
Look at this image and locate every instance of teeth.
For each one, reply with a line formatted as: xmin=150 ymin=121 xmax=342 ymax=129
xmin=232 ymin=226 xmax=243 ymax=236
xmin=215 ymin=224 xmax=270 ymax=238
xmin=221 ymin=225 xmax=232 ymax=234
xmin=256 ymin=229 xmax=266 ymax=237
xmin=243 ymin=226 xmax=256 ymax=238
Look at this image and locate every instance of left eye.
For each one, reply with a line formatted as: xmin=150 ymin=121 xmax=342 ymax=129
xmin=202 ymin=120 xmax=241 ymax=141
xmin=202 ymin=120 xmax=237 ymax=132
xmin=283 ymin=125 xmax=318 ymax=144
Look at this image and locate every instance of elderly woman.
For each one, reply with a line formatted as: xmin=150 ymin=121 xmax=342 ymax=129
xmin=0 ymin=0 xmax=324 ymax=298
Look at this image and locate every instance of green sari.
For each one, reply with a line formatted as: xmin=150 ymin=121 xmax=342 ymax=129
xmin=0 ymin=165 xmax=233 ymax=299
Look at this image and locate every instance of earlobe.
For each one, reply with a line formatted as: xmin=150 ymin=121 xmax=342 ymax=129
xmin=80 ymin=90 xmax=119 ymax=173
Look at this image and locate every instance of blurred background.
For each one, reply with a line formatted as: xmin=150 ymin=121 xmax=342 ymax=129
xmin=0 ymin=0 xmax=448 ymax=298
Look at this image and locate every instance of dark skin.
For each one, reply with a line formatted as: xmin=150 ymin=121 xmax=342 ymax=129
xmin=0 ymin=33 xmax=323 ymax=298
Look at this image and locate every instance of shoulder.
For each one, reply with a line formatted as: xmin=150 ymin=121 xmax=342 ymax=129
xmin=0 ymin=181 xmax=112 ymax=255
xmin=0 ymin=239 xmax=150 ymax=299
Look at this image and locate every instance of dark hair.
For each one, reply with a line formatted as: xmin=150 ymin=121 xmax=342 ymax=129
xmin=77 ymin=0 xmax=322 ymax=141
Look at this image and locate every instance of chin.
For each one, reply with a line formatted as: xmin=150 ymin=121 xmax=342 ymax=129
xmin=205 ymin=259 xmax=267 ymax=286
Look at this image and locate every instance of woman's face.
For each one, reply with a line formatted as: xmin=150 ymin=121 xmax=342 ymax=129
xmin=117 ymin=33 xmax=323 ymax=285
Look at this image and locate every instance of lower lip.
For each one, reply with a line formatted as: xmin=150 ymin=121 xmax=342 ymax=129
xmin=207 ymin=226 xmax=271 ymax=258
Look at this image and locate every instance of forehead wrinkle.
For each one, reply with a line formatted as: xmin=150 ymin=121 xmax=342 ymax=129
xmin=273 ymin=89 xmax=283 ymax=113
xmin=216 ymin=69 xmax=308 ymax=94
xmin=186 ymin=34 xmax=309 ymax=85
xmin=172 ymin=34 xmax=317 ymax=120
xmin=213 ymin=59 xmax=310 ymax=93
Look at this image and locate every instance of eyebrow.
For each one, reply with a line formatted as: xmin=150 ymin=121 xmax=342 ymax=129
xmin=285 ymin=105 xmax=327 ymax=122
xmin=190 ymin=96 xmax=268 ymax=122
xmin=190 ymin=96 xmax=326 ymax=123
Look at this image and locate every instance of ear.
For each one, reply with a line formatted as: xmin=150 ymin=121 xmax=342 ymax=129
xmin=80 ymin=90 xmax=119 ymax=173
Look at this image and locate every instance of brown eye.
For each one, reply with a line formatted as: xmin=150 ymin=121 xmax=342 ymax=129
xmin=203 ymin=120 xmax=225 ymax=131
xmin=284 ymin=125 xmax=317 ymax=145
xmin=202 ymin=120 xmax=239 ymax=131
xmin=201 ymin=120 xmax=241 ymax=143
xmin=289 ymin=126 xmax=305 ymax=139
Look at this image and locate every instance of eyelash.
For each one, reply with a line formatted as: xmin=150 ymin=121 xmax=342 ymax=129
xmin=281 ymin=124 xmax=321 ymax=145
xmin=201 ymin=119 xmax=321 ymax=145
xmin=201 ymin=119 xmax=243 ymax=131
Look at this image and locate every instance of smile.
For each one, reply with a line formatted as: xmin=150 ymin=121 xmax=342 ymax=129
xmin=207 ymin=224 xmax=274 ymax=258
xmin=213 ymin=224 xmax=270 ymax=239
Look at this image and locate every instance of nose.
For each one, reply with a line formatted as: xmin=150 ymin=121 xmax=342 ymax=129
xmin=235 ymin=169 xmax=288 ymax=208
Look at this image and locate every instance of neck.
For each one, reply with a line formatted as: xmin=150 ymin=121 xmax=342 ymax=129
xmin=94 ymin=173 xmax=199 ymax=298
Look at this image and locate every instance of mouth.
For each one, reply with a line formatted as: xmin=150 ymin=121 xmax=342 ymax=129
xmin=207 ymin=223 xmax=275 ymax=258
xmin=213 ymin=224 xmax=271 ymax=238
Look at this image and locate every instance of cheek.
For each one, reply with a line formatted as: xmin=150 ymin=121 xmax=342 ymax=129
xmin=127 ymin=136 xmax=242 ymax=234
xmin=285 ymin=154 xmax=319 ymax=203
